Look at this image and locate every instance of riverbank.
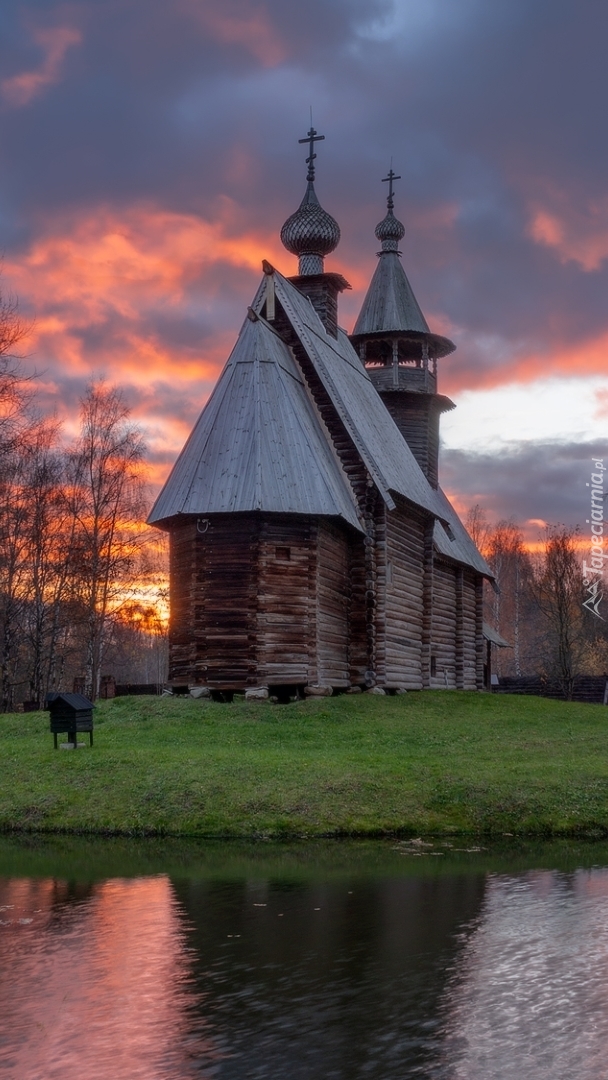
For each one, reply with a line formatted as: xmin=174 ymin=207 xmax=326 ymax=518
xmin=2 ymin=692 xmax=608 ymax=838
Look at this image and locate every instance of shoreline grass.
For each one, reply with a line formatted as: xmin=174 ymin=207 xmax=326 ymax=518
xmin=2 ymin=691 xmax=608 ymax=839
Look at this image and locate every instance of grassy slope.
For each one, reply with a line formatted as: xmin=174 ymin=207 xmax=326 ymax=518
xmin=1 ymin=691 xmax=608 ymax=838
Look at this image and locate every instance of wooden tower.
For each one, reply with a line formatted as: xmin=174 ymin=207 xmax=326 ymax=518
xmin=350 ymin=168 xmax=456 ymax=489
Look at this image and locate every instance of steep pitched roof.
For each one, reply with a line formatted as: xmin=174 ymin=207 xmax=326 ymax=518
xmin=263 ymin=268 xmax=448 ymax=520
xmin=432 ymin=487 xmax=494 ymax=578
xmin=148 ymin=312 xmax=362 ymax=530
xmin=352 ymin=250 xmax=430 ymax=336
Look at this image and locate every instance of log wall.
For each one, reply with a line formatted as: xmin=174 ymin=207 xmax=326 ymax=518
xmin=462 ymin=571 xmax=478 ymax=690
xmin=169 ymin=513 xmax=355 ymax=690
xmin=378 ymin=392 xmax=440 ymax=488
xmin=430 ymin=559 xmax=457 ymax=688
xmin=257 ymin=518 xmax=314 ymax=685
xmin=317 ymin=522 xmax=350 ymax=686
xmin=381 ymin=501 xmax=426 ymax=689
xmin=169 ymin=515 xmax=259 ymax=689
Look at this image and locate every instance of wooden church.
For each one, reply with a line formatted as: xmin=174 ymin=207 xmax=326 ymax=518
xmin=149 ymin=130 xmax=493 ymax=697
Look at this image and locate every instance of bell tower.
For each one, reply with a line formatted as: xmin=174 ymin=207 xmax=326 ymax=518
xmin=350 ymin=170 xmax=455 ymax=488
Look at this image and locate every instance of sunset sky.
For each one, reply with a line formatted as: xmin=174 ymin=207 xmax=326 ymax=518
xmin=1 ymin=0 xmax=607 ymax=538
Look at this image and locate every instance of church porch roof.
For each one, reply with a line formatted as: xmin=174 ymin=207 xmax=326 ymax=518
xmin=148 ymin=310 xmax=362 ymax=531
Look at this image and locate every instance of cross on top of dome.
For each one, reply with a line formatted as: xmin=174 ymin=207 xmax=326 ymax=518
xmin=280 ymin=124 xmax=340 ymax=276
xmin=382 ymin=167 xmax=401 ymax=211
xmin=376 ymin=166 xmax=405 ymax=252
xmin=299 ymin=125 xmax=325 ymax=183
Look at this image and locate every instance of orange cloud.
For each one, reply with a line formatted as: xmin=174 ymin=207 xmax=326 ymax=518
xmin=179 ymin=0 xmax=286 ymax=67
xmin=528 ymin=195 xmax=608 ymax=271
xmin=3 ymin=200 xmax=292 ymax=475
xmin=1 ymin=26 xmax=82 ymax=108
xmin=9 ymin=202 xmax=285 ymax=323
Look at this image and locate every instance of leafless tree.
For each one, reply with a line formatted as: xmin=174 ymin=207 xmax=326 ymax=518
xmin=465 ymin=503 xmax=491 ymax=551
xmin=467 ymin=509 xmax=536 ymax=678
xmin=532 ymin=526 xmax=586 ymax=699
xmin=67 ymin=381 xmax=148 ymax=699
xmin=21 ymin=421 xmax=77 ymax=705
xmin=0 ymin=284 xmax=33 ymax=709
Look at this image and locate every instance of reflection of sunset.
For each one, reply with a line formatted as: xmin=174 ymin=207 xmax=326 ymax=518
xmin=0 ymin=876 xmax=216 ymax=1079
xmin=436 ymin=870 xmax=608 ymax=1079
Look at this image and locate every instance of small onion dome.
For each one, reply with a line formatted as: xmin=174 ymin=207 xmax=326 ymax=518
xmin=281 ymin=181 xmax=340 ymax=275
xmin=375 ymin=208 xmax=405 ymax=253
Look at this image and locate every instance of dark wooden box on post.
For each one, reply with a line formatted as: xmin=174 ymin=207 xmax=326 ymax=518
xmin=46 ymin=692 xmax=94 ymax=748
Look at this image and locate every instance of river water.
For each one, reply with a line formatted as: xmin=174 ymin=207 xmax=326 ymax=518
xmin=1 ymin=837 xmax=608 ymax=1079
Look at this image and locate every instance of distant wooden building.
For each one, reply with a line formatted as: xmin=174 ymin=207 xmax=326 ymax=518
xmin=149 ymin=133 xmax=493 ymax=696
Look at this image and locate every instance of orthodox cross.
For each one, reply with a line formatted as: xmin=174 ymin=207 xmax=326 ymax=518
xmin=382 ymin=167 xmax=401 ymax=211
xmin=299 ymin=126 xmax=325 ymax=182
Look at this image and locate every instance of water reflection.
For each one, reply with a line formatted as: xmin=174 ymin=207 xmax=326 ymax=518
xmin=0 ymin=876 xmax=215 ymax=1078
xmin=174 ymin=875 xmax=485 ymax=1078
xmin=434 ymin=869 xmax=608 ymax=1080
xmin=1 ymin=846 xmax=608 ymax=1079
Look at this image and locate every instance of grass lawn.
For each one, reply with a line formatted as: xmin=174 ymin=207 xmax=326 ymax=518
xmin=1 ymin=691 xmax=608 ymax=838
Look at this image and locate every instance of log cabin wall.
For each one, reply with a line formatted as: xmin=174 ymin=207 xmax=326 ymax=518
xmin=475 ymin=575 xmax=485 ymax=690
xmin=374 ymin=500 xmax=387 ymax=688
xmin=462 ymin=570 xmax=478 ymax=690
xmin=256 ymin=516 xmax=315 ymax=686
xmin=378 ymin=393 xmax=440 ymax=488
xmin=347 ymin=531 xmax=368 ymax=687
xmin=169 ymin=513 xmax=354 ymax=691
xmin=168 ymin=514 xmax=259 ymax=689
xmin=316 ymin=521 xmax=350 ymax=686
xmin=421 ymin=518 xmax=435 ymax=689
xmin=286 ymin=275 xmax=340 ymax=338
xmin=430 ymin=559 xmax=457 ymax=688
xmin=382 ymin=499 xmax=426 ymax=689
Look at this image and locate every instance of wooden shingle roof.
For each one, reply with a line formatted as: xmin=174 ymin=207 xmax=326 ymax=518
xmin=353 ymin=249 xmax=430 ymax=336
xmin=351 ymin=249 xmax=455 ymax=358
xmin=148 ymin=311 xmax=362 ymax=530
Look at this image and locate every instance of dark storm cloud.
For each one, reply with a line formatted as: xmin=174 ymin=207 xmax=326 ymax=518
xmin=440 ymin=440 xmax=608 ymax=533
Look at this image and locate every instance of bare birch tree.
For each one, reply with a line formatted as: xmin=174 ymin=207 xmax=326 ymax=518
xmin=67 ymin=381 xmax=147 ymax=699
xmin=0 ymin=285 xmax=33 ymax=709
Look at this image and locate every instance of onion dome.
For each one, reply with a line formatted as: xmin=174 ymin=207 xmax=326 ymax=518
xmin=375 ymin=207 xmax=405 ymax=252
xmin=280 ymin=125 xmax=340 ymax=276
